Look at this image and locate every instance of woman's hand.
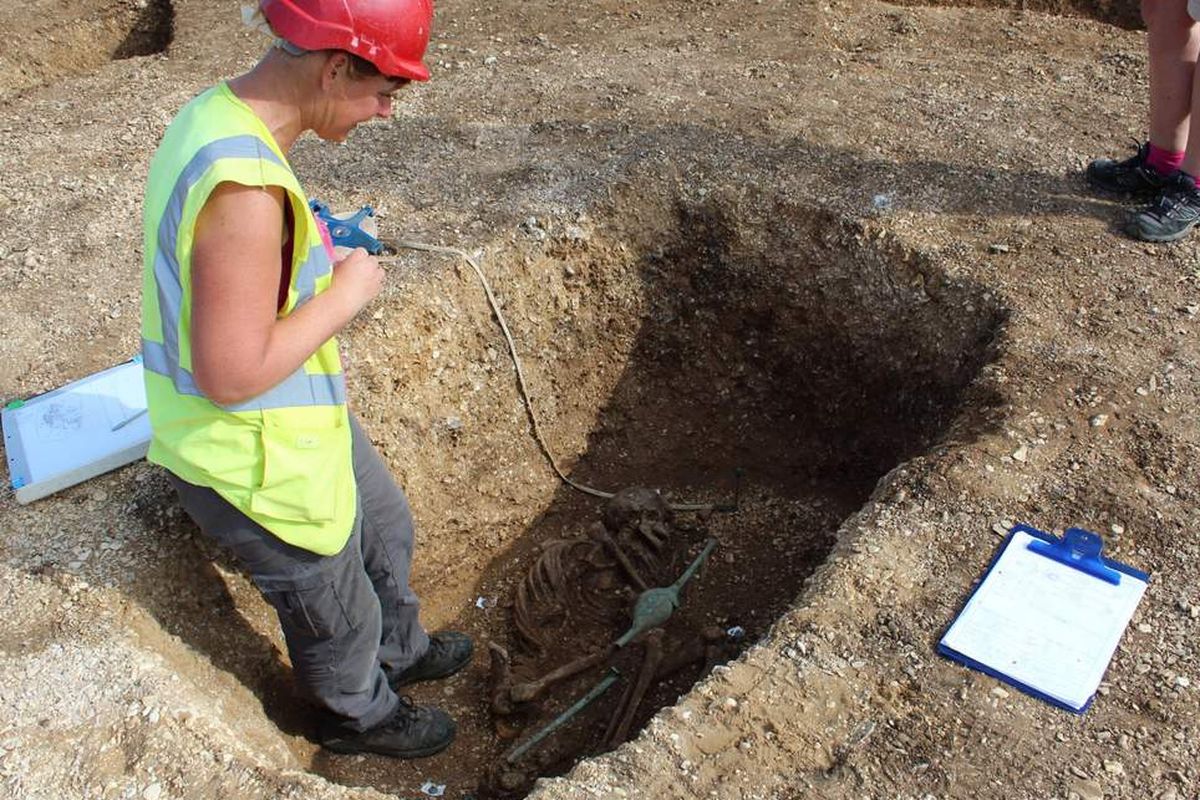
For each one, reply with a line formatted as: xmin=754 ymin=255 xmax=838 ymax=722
xmin=330 ymin=247 xmax=385 ymax=317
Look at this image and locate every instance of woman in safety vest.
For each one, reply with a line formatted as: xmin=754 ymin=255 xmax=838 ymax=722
xmin=140 ymin=0 xmax=471 ymax=759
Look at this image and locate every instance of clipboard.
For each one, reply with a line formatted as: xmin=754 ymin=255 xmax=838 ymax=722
xmin=938 ymin=523 xmax=1149 ymax=713
xmin=2 ymin=357 xmax=151 ymax=503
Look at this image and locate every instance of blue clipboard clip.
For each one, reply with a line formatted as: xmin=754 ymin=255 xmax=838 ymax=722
xmin=1026 ymin=527 xmax=1122 ymax=585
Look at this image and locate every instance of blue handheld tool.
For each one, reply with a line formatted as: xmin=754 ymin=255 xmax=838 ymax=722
xmin=309 ymin=200 xmax=388 ymax=255
xmin=1026 ymin=527 xmax=1122 ymax=585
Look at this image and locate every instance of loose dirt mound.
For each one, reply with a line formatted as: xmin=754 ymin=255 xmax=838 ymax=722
xmin=1 ymin=0 xmax=1198 ymax=799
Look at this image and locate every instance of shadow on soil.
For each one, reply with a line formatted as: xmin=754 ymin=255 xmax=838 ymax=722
xmin=389 ymin=116 xmax=1132 ymax=239
xmin=884 ymin=0 xmax=1141 ymax=30
xmin=804 ymin=145 xmax=1129 ymax=228
xmin=113 ymin=0 xmax=175 ymax=60
xmin=125 ymin=482 xmax=316 ymax=740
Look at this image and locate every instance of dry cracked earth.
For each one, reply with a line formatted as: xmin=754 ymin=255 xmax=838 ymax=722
xmin=0 ymin=0 xmax=1198 ymax=799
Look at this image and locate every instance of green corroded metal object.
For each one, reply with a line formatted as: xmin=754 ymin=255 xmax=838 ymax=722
xmin=504 ymin=668 xmax=621 ymax=764
xmin=616 ymin=538 xmax=718 ymax=647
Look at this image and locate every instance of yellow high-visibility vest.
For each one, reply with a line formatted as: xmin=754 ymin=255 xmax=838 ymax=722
xmin=140 ymin=82 xmax=356 ymax=556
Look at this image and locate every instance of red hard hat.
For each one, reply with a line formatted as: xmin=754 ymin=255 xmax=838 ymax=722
xmin=260 ymin=0 xmax=434 ymax=81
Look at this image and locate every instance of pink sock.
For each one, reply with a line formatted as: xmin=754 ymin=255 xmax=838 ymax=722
xmin=1146 ymin=144 xmax=1185 ymax=176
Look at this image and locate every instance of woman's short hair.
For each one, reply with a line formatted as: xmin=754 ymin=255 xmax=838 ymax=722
xmin=346 ymin=52 xmax=382 ymax=79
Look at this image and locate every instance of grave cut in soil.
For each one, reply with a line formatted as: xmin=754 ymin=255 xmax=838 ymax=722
xmin=309 ymin=189 xmax=1009 ymax=797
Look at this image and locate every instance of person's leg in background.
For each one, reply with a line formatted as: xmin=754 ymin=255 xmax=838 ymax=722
xmin=1146 ymin=0 xmax=1200 ymax=165
xmin=1129 ymin=0 xmax=1200 ymax=239
xmin=1087 ymin=0 xmax=1200 ymax=196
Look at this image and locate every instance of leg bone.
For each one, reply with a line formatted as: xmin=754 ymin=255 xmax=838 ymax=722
xmin=607 ymin=628 xmax=665 ymax=747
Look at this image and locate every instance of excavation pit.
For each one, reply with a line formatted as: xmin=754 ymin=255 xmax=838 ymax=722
xmin=299 ymin=189 xmax=1008 ymax=797
xmin=0 ymin=0 xmax=174 ymax=96
xmin=112 ymin=0 xmax=174 ymax=61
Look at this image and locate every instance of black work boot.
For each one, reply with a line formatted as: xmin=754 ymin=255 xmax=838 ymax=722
xmin=389 ymin=631 xmax=474 ymax=688
xmin=321 ymin=696 xmax=456 ymax=759
xmin=1126 ymin=171 xmax=1200 ymax=242
xmin=1087 ymin=141 xmax=1170 ymax=198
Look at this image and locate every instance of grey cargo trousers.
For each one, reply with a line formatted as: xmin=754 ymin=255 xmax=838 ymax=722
xmin=168 ymin=414 xmax=430 ymax=732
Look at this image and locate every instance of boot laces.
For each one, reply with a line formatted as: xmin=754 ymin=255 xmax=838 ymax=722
xmin=388 ymin=695 xmax=422 ymax=725
xmin=1152 ymin=177 xmax=1198 ymax=215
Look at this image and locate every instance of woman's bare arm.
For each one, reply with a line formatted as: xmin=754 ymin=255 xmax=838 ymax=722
xmin=189 ymin=182 xmax=383 ymax=405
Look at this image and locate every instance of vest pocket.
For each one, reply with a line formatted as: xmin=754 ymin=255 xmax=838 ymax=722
xmin=250 ymin=422 xmax=351 ymax=524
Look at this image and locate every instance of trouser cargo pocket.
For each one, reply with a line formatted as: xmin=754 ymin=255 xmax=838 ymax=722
xmin=263 ymin=560 xmax=366 ymax=640
xmin=265 ymin=583 xmax=348 ymax=639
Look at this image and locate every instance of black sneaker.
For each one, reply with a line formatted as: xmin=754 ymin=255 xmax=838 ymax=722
xmin=321 ymin=696 xmax=456 ymax=759
xmin=1087 ymin=141 xmax=1170 ymax=197
xmin=389 ymin=631 xmax=474 ymax=688
xmin=1126 ymin=171 xmax=1200 ymax=242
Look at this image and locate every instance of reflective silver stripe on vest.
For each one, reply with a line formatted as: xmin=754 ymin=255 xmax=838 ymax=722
xmin=145 ymin=135 xmax=343 ymax=410
xmin=292 ymin=241 xmax=326 ymax=308
xmin=141 ymin=338 xmax=345 ymax=410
